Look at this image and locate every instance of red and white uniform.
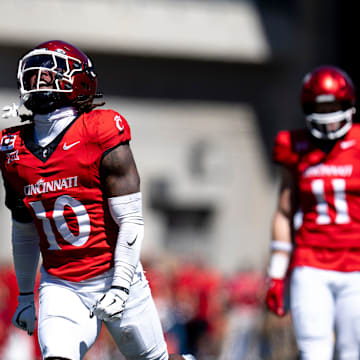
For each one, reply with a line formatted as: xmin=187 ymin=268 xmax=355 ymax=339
xmin=273 ymin=124 xmax=360 ymax=272
xmin=274 ymin=125 xmax=360 ymax=360
xmin=0 ymin=109 xmax=130 ymax=281
xmin=1 ymin=109 xmax=169 ymax=360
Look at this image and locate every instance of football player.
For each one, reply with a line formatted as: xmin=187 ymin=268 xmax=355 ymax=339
xmin=0 ymin=40 xmax=195 ymax=360
xmin=265 ymin=65 xmax=360 ymax=359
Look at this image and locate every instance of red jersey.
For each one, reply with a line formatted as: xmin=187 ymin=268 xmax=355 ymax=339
xmin=273 ymin=124 xmax=360 ymax=271
xmin=0 ymin=109 xmax=131 ymax=281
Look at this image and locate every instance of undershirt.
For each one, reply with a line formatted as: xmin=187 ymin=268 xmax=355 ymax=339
xmin=33 ymin=107 xmax=77 ymax=147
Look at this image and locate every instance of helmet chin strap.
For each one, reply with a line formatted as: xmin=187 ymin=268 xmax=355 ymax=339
xmin=306 ymin=108 xmax=355 ymax=140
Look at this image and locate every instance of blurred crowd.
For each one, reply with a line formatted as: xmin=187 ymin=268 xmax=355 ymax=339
xmin=0 ymin=257 xmax=298 ymax=360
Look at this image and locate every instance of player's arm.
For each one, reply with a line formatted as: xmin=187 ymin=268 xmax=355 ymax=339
xmin=91 ymin=143 xmax=143 ymax=321
xmin=101 ymin=142 xmax=140 ymax=197
xmin=266 ymin=167 xmax=297 ymax=316
xmin=3 ymin=177 xmax=39 ymax=335
xmin=271 ymin=167 xmax=296 ymax=258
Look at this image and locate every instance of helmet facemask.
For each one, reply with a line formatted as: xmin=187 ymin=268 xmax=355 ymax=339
xmin=305 ymin=107 xmax=355 ymax=141
xmin=18 ymin=48 xmax=91 ymax=114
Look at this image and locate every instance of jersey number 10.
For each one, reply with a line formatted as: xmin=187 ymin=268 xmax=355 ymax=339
xmin=29 ymin=195 xmax=91 ymax=250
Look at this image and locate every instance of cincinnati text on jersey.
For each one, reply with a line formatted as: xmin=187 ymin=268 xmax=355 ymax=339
xmin=304 ymin=164 xmax=353 ymax=178
xmin=24 ymin=176 xmax=79 ymax=196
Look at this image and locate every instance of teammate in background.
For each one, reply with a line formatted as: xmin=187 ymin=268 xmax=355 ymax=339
xmin=265 ymin=65 xmax=360 ymax=360
xmin=0 ymin=40 xmax=195 ymax=360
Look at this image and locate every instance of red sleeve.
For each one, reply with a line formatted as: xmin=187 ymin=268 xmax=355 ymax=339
xmin=90 ymin=109 xmax=131 ymax=153
xmin=272 ymin=130 xmax=299 ymax=168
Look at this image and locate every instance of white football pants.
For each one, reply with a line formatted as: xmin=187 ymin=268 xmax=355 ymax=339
xmin=290 ymin=266 xmax=360 ymax=360
xmin=37 ymin=268 xmax=168 ymax=360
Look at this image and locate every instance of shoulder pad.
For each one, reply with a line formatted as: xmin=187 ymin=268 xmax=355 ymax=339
xmin=84 ymin=109 xmax=131 ymax=152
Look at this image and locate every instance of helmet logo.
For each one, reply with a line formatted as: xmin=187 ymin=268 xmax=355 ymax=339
xmin=55 ymin=48 xmax=67 ymax=55
xmin=316 ymin=94 xmax=335 ymax=103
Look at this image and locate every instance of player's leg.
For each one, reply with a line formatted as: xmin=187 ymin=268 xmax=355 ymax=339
xmin=38 ymin=283 xmax=101 ymax=360
xmin=290 ymin=266 xmax=335 ymax=360
xmin=334 ymin=271 xmax=360 ymax=360
xmin=106 ymin=279 xmax=196 ymax=360
xmin=105 ymin=282 xmax=168 ymax=360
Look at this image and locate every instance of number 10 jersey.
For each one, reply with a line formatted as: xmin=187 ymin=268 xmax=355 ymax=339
xmin=0 ymin=109 xmax=131 ymax=282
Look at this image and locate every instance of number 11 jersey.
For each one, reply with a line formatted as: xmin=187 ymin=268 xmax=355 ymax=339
xmin=273 ymin=124 xmax=360 ymax=271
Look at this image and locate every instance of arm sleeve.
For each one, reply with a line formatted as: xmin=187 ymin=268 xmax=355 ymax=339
xmin=108 ymin=192 xmax=144 ymax=289
xmin=12 ymin=219 xmax=40 ymax=294
xmin=3 ymin=176 xmax=33 ymax=223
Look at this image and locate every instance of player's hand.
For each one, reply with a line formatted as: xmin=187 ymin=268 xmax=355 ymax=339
xmin=265 ymin=278 xmax=287 ymax=317
xmin=90 ymin=287 xmax=129 ymax=322
xmin=12 ymin=293 xmax=36 ymax=335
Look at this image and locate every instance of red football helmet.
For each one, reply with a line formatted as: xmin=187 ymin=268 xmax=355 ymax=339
xmin=17 ymin=40 xmax=99 ymax=114
xmin=301 ymin=65 xmax=356 ymax=140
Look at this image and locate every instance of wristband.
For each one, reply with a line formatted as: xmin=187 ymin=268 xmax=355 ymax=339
xmin=111 ymin=286 xmax=130 ymax=295
xmin=270 ymin=240 xmax=293 ymax=253
xmin=267 ymin=252 xmax=290 ymax=279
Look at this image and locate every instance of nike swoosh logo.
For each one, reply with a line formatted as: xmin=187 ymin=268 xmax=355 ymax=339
xmin=63 ymin=141 xmax=80 ymax=151
xmin=127 ymin=234 xmax=138 ymax=246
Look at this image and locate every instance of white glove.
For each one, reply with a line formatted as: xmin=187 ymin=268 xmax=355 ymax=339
xmin=12 ymin=293 xmax=36 ymax=335
xmin=90 ymin=286 xmax=129 ymax=322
